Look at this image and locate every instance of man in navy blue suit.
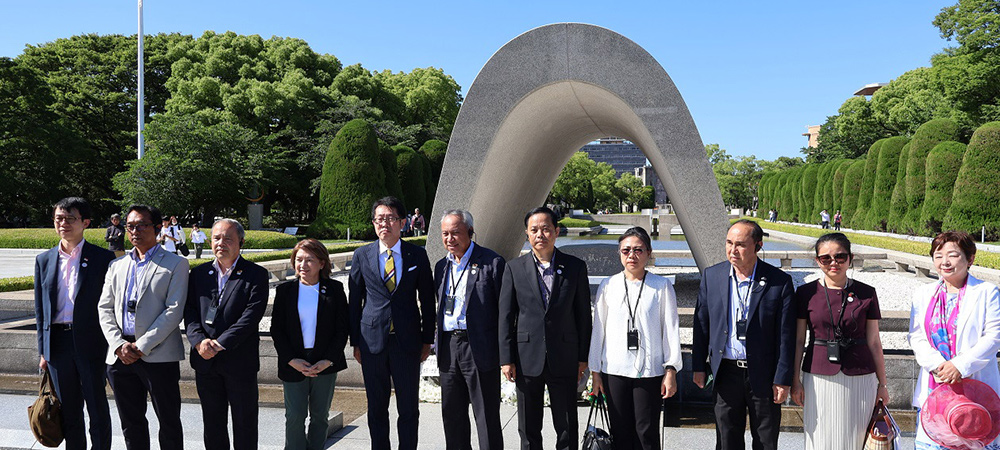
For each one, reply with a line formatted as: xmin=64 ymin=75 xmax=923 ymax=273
xmin=34 ymin=197 xmax=116 ymax=450
xmin=692 ymin=219 xmax=795 ymax=450
xmin=434 ymin=209 xmax=505 ymax=450
xmin=349 ymin=196 xmax=435 ymax=450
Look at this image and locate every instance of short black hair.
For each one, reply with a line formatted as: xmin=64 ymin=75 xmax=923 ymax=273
xmin=814 ymin=232 xmax=852 ymax=256
xmin=126 ymin=204 xmax=163 ymax=229
xmin=730 ymin=219 xmax=764 ymax=245
xmin=53 ymin=197 xmax=91 ymax=221
xmin=523 ymin=206 xmax=558 ymax=228
xmin=371 ymin=196 xmax=406 ymax=220
xmin=619 ymin=226 xmax=652 ymax=251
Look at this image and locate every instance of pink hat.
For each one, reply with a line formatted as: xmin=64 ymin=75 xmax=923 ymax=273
xmin=921 ymin=379 xmax=1000 ymax=450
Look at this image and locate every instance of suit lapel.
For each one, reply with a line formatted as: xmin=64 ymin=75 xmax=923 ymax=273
xmin=370 ymin=244 xmax=390 ymax=296
xmin=137 ymin=249 xmax=163 ymax=301
xmin=288 ymin=282 xmax=306 ymax=351
xmin=522 ymin=255 xmax=546 ymax=310
xmin=46 ymin=248 xmax=59 ymax=317
xmin=217 ymin=258 xmax=244 ymax=310
xmin=747 ymin=261 xmax=765 ymax=321
xmin=73 ymin=242 xmax=91 ymax=301
xmin=549 ymin=250 xmax=565 ymax=311
xmin=464 ymin=246 xmax=482 ymax=302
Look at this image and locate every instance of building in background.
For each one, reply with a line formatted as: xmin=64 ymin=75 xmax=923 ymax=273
xmin=579 ymin=138 xmax=668 ymax=207
xmin=802 ymin=125 xmax=821 ymax=148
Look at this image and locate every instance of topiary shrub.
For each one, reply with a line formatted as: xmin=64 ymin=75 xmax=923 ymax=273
xmin=819 ymin=160 xmax=839 ymax=215
xmin=419 ymin=139 xmax=447 ymax=185
xmin=394 ymin=145 xmax=428 ymax=215
xmin=904 ymin=119 xmax=962 ymax=232
xmin=887 ymin=143 xmax=911 ymax=233
xmin=799 ymin=165 xmax=819 ymax=224
xmin=841 ymin=159 xmax=868 ymax=229
xmin=920 ymin=141 xmax=966 ymax=235
xmin=867 ymin=136 xmax=908 ymax=231
xmin=812 ymin=161 xmax=833 ymax=219
xmin=854 ymin=139 xmax=884 ymax=229
xmin=783 ymin=168 xmax=802 ymax=222
xmin=379 ymin=139 xmax=403 ymax=200
xmin=831 ymin=159 xmax=854 ymax=212
xmin=944 ymin=121 xmax=1000 ymax=240
xmin=309 ymin=119 xmax=386 ymax=239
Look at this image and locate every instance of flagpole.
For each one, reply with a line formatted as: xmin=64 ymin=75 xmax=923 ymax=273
xmin=137 ymin=0 xmax=145 ymax=159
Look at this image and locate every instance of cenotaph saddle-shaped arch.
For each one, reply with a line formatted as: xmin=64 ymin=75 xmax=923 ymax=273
xmin=428 ymin=23 xmax=728 ymax=270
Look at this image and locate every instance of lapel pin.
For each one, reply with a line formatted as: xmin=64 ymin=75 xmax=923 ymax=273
xmin=208 ymin=270 xmax=215 ymax=275
xmin=81 ymin=262 xmax=88 ymax=268
xmin=556 ymin=269 xmax=563 ymax=275
xmin=321 ymin=287 xmax=326 ymax=294
xmin=758 ymin=280 xmax=765 ymax=287
xmin=848 ymin=293 xmax=856 ymax=303
xmin=236 ymin=270 xmax=243 ymax=275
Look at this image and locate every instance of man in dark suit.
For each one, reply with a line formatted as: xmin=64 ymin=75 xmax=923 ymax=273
xmin=349 ymin=196 xmax=435 ymax=450
xmin=184 ymin=218 xmax=269 ymax=450
xmin=34 ymin=197 xmax=115 ymax=450
xmin=692 ymin=219 xmax=796 ymax=450
xmin=434 ymin=209 xmax=505 ymax=450
xmin=499 ymin=206 xmax=592 ymax=450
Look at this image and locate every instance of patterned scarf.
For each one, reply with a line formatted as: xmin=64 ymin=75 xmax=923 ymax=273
xmin=924 ymin=282 xmax=966 ymax=390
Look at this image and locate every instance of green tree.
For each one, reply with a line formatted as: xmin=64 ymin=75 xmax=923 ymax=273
xmin=112 ymin=115 xmax=274 ymax=220
xmin=309 ymin=119 xmax=386 ymax=239
xmin=798 ymin=165 xmax=819 ymax=223
xmin=903 ymin=119 xmax=964 ymax=232
xmin=831 ymin=159 xmax=854 ymax=212
xmin=814 ymin=160 xmax=838 ymax=217
xmin=378 ymin=140 xmax=402 ymax=200
xmin=853 ymin=140 xmax=884 ymax=228
xmin=944 ymin=121 xmax=1000 ymax=239
xmin=781 ymin=168 xmax=802 ymax=222
xmin=394 ymin=145 xmax=428 ymax=214
xmin=934 ymin=0 xmax=1000 ymax=54
xmin=814 ymin=97 xmax=892 ymax=162
xmin=419 ymin=139 xmax=448 ymax=187
xmin=616 ymin=174 xmax=647 ymax=212
xmin=866 ymin=136 xmax=909 ymax=231
xmin=921 ymin=141 xmax=967 ymax=234
xmin=887 ymin=143 xmax=912 ymax=233
xmin=870 ymin=67 xmax=956 ymax=136
xmin=840 ymin=160 xmax=868 ymax=228
xmin=376 ymin=68 xmax=463 ymax=142
xmin=549 ymin=152 xmax=616 ymax=211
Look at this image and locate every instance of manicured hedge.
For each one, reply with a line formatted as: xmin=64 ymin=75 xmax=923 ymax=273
xmin=867 ymin=136 xmax=908 ymax=231
xmin=798 ymin=165 xmax=819 ymax=223
xmin=831 ymin=159 xmax=854 ymax=212
xmin=419 ymin=139 xmax=447 ymax=188
xmin=379 ymin=140 xmax=403 ymax=200
xmin=904 ymin=119 xmax=963 ymax=232
xmin=840 ymin=159 xmax=868 ymax=228
xmin=309 ymin=119 xmax=386 ymax=239
xmin=0 ymin=229 xmax=297 ymax=250
xmin=758 ymin=172 xmax=774 ymax=214
xmin=920 ymin=141 xmax=966 ymax=235
xmin=854 ymin=139 xmax=884 ymax=228
xmin=887 ymin=143 xmax=911 ymax=233
xmin=0 ymin=276 xmax=33 ymax=293
xmin=781 ymin=168 xmax=801 ymax=221
xmin=559 ymin=218 xmax=600 ymax=228
xmin=394 ymin=145 xmax=428 ymax=214
xmin=813 ymin=161 xmax=834 ymax=219
xmin=944 ymin=122 xmax=1000 ymax=240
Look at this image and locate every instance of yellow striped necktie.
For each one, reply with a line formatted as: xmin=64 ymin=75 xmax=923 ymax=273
xmin=384 ymin=250 xmax=396 ymax=293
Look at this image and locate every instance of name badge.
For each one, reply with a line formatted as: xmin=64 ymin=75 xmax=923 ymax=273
xmin=736 ymin=320 xmax=748 ymax=341
xmin=205 ymin=303 xmax=218 ymax=325
xmin=444 ymin=295 xmax=456 ymax=315
xmin=627 ymin=329 xmax=640 ymax=350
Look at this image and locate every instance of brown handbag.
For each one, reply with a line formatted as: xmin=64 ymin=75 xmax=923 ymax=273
xmin=864 ymin=399 xmax=898 ymax=450
xmin=27 ymin=369 xmax=63 ymax=447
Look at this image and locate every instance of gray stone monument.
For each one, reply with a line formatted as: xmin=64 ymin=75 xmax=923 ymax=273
xmin=428 ymin=23 xmax=728 ymax=270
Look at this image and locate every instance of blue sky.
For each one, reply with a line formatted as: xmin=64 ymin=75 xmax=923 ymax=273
xmin=2 ymin=0 xmax=953 ymax=161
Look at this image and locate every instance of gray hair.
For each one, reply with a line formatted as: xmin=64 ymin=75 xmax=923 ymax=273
xmin=212 ymin=218 xmax=246 ymax=242
xmin=440 ymin=209 xmax=474 ymax=230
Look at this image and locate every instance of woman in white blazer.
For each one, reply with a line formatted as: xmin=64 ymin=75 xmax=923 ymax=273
xmin=909 ymin=231 xmax=1000 ymax=450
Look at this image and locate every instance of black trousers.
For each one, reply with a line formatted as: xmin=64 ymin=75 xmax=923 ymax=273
xmin=196 ymin=368 xmax=259 ymax=450
xmin=48 ymin=328 xmax=112 ymax=450
xmin=515 ymin=363 xmax=578 ymax=450
xmin=604 ymin=373 xmax=661 ymax=450
xmin=713 ymin=360 xmax=781 ymax=450
xmin=360 ymin=335 xmax=421 ymax=450
xmin=106 ymin=359 xmax=183 ymax=450
xmin=439 ymin=331 xmax=503 ymax=450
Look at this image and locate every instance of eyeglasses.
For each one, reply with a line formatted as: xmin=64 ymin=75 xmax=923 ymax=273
xmin=620 ymin=247 xmax=646 ymax=256
xmin=373 ymin=216 xmax=400 ymax=225
xmin=54 ymin=216 xmax=80 ymax=224
xmin=817 ymin=253 xmax=850 ymax=265
xmin=125 ymin=223 xmax=152 ymax=232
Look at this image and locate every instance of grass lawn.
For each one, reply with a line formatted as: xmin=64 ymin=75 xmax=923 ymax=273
xmin=739 ymin=217 xmax=1000 ymax=271
xmin=559 ymin=218 xmax=600 ymax=228
xmin=0 ymin=228 xmax=298 ymax=250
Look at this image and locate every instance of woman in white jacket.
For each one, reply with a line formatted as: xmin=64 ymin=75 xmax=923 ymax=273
xmin=909 ymin=231 xmax=1000 ymax=450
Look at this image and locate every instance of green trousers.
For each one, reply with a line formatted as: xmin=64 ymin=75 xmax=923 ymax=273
xmin=282 ymin=372 xmax=338 ymax=450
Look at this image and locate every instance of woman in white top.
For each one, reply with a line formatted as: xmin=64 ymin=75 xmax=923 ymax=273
xmin=909 ymin=231 xmax=1000 ymax=450
xmin=589 ymin=226 xmax=681 ymax=450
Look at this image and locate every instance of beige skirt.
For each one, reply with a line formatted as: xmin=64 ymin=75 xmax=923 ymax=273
xmin=803 ymin=371 xmax=878 ymax=450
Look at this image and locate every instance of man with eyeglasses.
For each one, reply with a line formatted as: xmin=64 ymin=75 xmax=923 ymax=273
xmin=499 ymin=206 xmax=591 ymax=450
xmin=691 ymin=219 xmax=795 ymax=450
xmin=98 ymin=204 xmax=188 ymax=450
xmin=184 ymin=218 xmax=268 ymax=450
xmin=34 ymin=197 xmax=116 ymax=450
xmin=349 ymin=196 xmax=435 ymax=450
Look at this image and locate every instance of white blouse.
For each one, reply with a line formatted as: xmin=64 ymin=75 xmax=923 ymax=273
xmin=589 ymin=271 xmax=682 ymax=378
xmin=297 ymin=282 xmax=320 ymax=349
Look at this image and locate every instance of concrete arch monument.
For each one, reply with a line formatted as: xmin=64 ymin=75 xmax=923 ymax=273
xmin=428 ymin=23 xmax=728 ymax=270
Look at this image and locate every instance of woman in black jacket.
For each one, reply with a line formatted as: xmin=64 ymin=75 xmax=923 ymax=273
xmin=270 ymin=238 xmax=349 ymax=450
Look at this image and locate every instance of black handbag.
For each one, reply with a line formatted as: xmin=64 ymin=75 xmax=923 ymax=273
xmin=27 ymin=369 xmax=63 ymax=447
xmin=582 ymin=395 xmax=613 ymax=450
xmin=177 ymin=241 xmax=190 ymax=257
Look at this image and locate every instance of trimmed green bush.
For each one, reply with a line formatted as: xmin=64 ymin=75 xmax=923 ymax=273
xmin=944 ymin=122 xmax=1000 ymax=240
xmin=812 ymin=161 xmax=832 ymax=219
xmin=904 ymin=119 xmax=962 ymax=232
xmin=920 ymin=141 xmax=966 ymax=235
xmin=394 ymin=145 xmax=428 ymax=214
xmin=379 ymin=140 xmax=403 ymax=200
xmin=559 ymin=217 xmax=600 ymax=227
xmin=757 ymin=172 xmax=772 ymax=213
xmin=0 ymin=276 xmax=33 ymax=293
xmin=831 ymin=159 xmax=854 ymax=212
xmin=419 ymin=139 xmax=447 ymax=187
xmin=867 ymin=136 xmax=908 ymax=231
xmin=820 ymin=160 xmax=839 ymax=215
xmin=799 ymin=165 xmax=819 ymax=223
xmin=420 ymin=151 xmax=435 ymax=213
xmin=781 ymin=168 xmax=801 ymax=222
xmin=887 ymin=143 xmax=911 ymax=233
xmin=841 ymin=159 xmax=868 ymax=228
xmin=0 ymin=228 xmax=296 ymax=249
xmin=309 ymin=119 xmax=386 ymax=239
xmin=854 ymin=139 xmax=884 ymax=228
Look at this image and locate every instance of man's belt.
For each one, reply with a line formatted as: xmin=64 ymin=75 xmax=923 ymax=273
xmin=723 ymin=358 xmax=748 ymax=369
xmin=447 ymin=329 xmax=468 ymax=338
xmin=50 ymin=323 xmax=73 ymax=331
